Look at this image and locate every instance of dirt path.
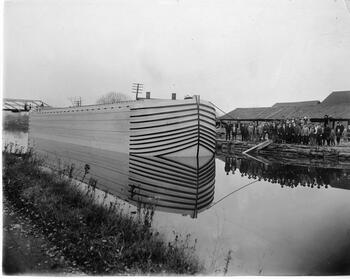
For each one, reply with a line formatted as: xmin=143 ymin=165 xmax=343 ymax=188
xmin=2 ymin=198 xmax=83 ymax=275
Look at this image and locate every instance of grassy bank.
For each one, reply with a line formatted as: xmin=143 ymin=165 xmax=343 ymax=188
xmin=2 ymin=151 xmax=202 ymax=275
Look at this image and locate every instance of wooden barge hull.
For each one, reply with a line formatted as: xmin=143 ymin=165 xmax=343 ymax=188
xmin=29 ymin=98 xmax=216 ymax=157
xmin=28 ymin=98 xmax=216 ymax=216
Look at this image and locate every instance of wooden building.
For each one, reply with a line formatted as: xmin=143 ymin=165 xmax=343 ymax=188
xmin=221 ymin=91 xmax=350 ymax=126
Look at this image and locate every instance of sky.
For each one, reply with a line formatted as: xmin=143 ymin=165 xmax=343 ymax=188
xmin=3 ymin=0 xmax=350 ymax=113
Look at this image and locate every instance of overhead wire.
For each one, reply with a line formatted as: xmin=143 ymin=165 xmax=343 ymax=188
xmin=209 ymin=101 xmax=239 ymax=122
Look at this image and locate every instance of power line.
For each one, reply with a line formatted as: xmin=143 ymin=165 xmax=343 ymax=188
xmin=68 ymin=96 xmax=82 ymax=107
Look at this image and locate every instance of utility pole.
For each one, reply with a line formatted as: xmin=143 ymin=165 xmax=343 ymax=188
xmin=132 ymin=83 xmax=143 ymax=100
xmin=68 ymin=96 xmax=82 ymax=107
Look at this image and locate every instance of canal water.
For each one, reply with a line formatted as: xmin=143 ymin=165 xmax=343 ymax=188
xmin=155 ymin=156 xmax=350 ymax=275
xmin=3 ymin=131 xmax=350 ymax=275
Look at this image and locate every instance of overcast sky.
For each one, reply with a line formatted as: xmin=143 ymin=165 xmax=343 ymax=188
xmin=4 ymin=0 xmax=350 ymax=112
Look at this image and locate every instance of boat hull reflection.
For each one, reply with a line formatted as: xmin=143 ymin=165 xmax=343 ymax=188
xmin=129 ymin=155 xmax=215 ymax=217
xmin=36 ymin=141 xmax=215 ymax=217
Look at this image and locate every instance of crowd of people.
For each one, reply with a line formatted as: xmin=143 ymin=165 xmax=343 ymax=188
xmin=219 ymin=116 xmax=349 ymax=146
xmin=223 ymin=155 xmax=349 ymax=189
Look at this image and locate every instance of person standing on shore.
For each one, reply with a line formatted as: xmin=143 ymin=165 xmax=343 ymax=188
xmin=240 ymin=122 xmax=245 ymax=141
xmin=282 ymin=122 xmax=287 ymax=143
xmin=257 ymin=122 xmax=264 ymax=141
xmin=228 ymin=122 xmax=233 ymax=141
xmin=309 ymin=124 xmax=316 ymax=146
xmin=324 ymin=114 xmax=329 ymax=127
xmin=335 ymin=121 xmax=344 ymax=145
xmin=291 ymin=122 xmax=296 ymax=144
xmin=301 ymin=124 xmax=309 ymax=145
xmin=316 ymin=124 xmax=323 ymax=146
xmin=295 ymin=123 xmax=301 ymax=144
xmin=278 ymin=123 xmax=286 ymax=143
xmin=324 ymin=124 xmax=331 ymax=146
xmin=248 ymin=122 xmax=254 ymax=141
xmin=231 ymin=122 xmax=237 ymax=141
xmin=330 ymin=128 xmax=336 ymax=145
xmin=225 ymin=122 xmax=232 ymax=141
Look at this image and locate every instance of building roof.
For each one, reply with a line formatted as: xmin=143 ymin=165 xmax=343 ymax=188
xmin=225 ymin=107 xmax=270 ymax=119
xmin=272 ymin=100 xmax=320 ymax=107
xmin=322 ymin=91 xmax=350 ymax=105
xmin=222 ymin=91 xmax=350 ymax=120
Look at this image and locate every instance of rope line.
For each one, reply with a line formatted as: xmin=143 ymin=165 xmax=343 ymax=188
xmin=208 ymin=180 xmax=259 ymax=209
xmin=209 ymin=101 xmax=238 ymax=121
xmin=209 ymin=101 xmax=228 ymax=116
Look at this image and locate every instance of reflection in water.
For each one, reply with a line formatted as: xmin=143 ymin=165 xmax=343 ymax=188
xmin=128 ymin=155 xmax=215 ymax=217
xmin=217 ymin=153 xmax=350 ymax=190
xmin=153 ymin=156 xmax=350 ymax=275
xmin=35 ymin=138 xmax=216 ymax=218
xmin=3 ymin=131 xmax=350 ymax=274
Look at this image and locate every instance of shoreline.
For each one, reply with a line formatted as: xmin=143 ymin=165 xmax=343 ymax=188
xmin=217 ymin=139 xmax=350 ymax=162
xmin=2 ymin=151 xmax=202 ymax=275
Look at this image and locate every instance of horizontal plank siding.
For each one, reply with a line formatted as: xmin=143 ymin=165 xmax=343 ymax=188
xmin=29 ymin=98 xmax=217 ymax=216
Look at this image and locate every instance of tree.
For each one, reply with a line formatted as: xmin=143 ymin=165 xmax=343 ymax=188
xmin=96 ymin=92 xmax=131 ymax=105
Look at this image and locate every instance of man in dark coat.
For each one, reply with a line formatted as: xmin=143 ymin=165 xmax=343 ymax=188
xmin=323 ymin=124 xmax=331 ymax=146
xmin=231 ymin=122 xmax=237 ymax=140
xmin=324 ymin=114 xmax=329 ymax=127
xmin=225 ymin=122 xmax=232 ymax=141
xmin=335 ymin=121 xmax=344 ymax=145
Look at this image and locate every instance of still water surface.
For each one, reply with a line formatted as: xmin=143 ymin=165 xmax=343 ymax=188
xmin=3 ymin=131 xmax=350 ymax=275
xmin=155 ymin=156 xmax=350 ymax=275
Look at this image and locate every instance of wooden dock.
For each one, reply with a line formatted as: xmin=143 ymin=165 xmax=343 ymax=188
xmin=216 ymin=139 xmax=350 ymax=162
xmin=242 ymin=140 xmax=272 ymax=154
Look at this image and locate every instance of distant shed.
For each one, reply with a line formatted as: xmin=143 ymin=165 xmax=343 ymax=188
xmin=221 ymin=91 xmax=350 ymax=123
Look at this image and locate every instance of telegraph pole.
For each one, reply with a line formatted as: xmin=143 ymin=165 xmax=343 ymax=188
xmin=132 ymin=83 xmax=143 ymax=100
xmin=68 ymin=96 xmax=82 ymax=107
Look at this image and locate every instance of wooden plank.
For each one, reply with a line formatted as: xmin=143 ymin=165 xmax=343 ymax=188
xmin=242 ymin=140 xmax=272 ymax=154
